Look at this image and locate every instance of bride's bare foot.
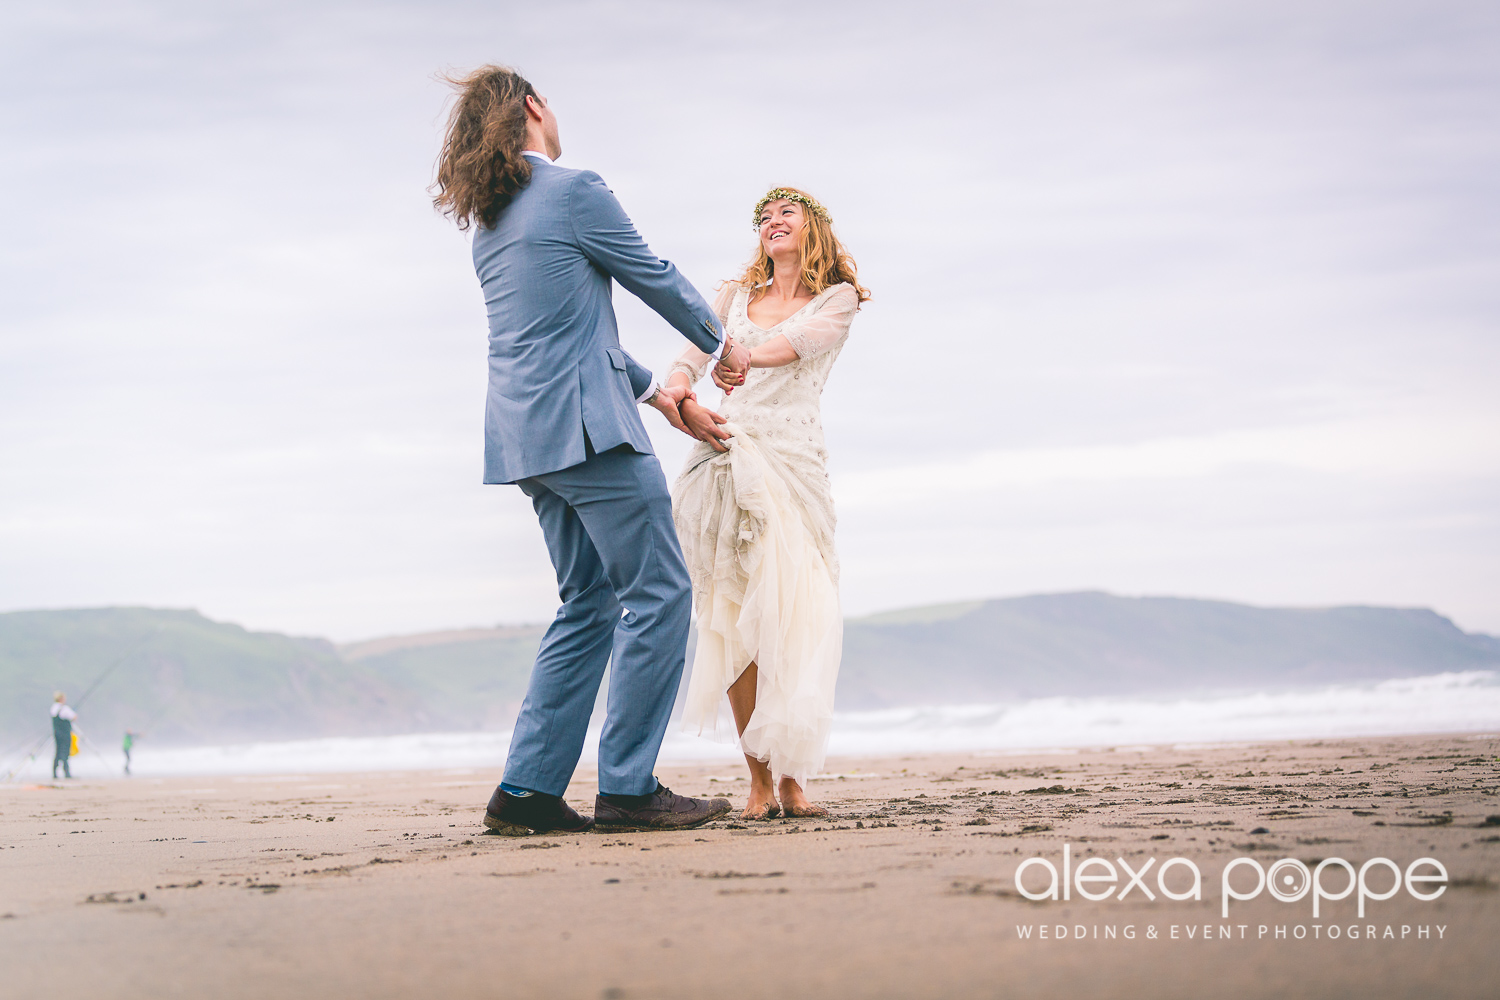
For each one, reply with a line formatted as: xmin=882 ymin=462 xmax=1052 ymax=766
xmin=735 ymin=742 xmax=781 ymax=820
xmin=741 ymin=799 xmax=781 ymax=820
xmin=778 ymin=776 xmax=827 ymax=818
xmin=742 ymin=787 xmax=781 ymax=820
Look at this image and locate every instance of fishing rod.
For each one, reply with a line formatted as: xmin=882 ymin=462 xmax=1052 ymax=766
xmin=77 ymin=730 xmax=115 ymax=775
xmin=0 ymin=628 xmax=160 ymax=777
xmin=1 ymin=730 xmax=110 ymax=783
xmin=0 ymin=733 xmax=50 ymax=784
xmin=72 ymin=629 xmax=159 ymax=712
xmin=136 ymin=686 xmax=181 ymax=737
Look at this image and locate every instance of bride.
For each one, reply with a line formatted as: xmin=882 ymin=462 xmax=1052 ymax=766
xmin=665 ymin=187 xmax=869 ymax=819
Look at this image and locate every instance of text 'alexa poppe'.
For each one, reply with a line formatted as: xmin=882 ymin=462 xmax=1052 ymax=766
xmin=1013 ymin=842 xmax=1450 ymax=918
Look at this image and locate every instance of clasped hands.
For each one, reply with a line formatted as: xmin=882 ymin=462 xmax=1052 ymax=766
xmin=646 ymin=336 xmax=749 ymax=453
xmin=711 ymin=335 xmax=750 ymax=393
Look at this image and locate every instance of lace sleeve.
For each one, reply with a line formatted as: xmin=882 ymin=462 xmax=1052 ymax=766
xmin=667 ymin=344 xmax=713 ymax=386
xmin=784 ymin=284 xmax=858 ymax=359
xmin=667 ymin=284 xmax=737 ymax=385
xmin=710 ymin=283 xmax=736 ymax=325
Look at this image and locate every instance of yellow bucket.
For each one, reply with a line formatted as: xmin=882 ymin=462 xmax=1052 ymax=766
xmin=69 ymin=732 xmax=79 ymax=757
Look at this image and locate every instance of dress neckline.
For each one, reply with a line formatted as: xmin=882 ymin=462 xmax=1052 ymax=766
xmin=739 ymin=284 xmax=837 ymax=333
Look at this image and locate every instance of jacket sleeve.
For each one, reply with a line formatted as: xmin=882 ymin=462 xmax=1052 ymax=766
xmin=568 ymin=171 xmax=723 ymax=355
xmin=622 ymin=349 xmax=655 ymax=400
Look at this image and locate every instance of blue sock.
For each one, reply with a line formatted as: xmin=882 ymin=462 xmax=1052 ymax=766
xmin=499 ymin=782 xmax=536 ymax=798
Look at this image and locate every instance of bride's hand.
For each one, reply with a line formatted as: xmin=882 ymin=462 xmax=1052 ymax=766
xmin=680 ymin=398 xmax=732 ymax=452
xmin=711 ymin=363 xmax=745 ymax=393
xmin=648 ymin=384 xmax=696 ymax=437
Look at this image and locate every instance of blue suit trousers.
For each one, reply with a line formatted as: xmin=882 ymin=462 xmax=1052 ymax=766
xmin=503 ymin=445 xmax=692 ymax=797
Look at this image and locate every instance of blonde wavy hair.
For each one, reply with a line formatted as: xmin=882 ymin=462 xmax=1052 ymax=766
xmin=731 ymin=187 xmax=870 ymax=306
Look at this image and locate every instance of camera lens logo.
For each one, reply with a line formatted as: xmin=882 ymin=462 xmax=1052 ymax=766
xmin=1266 ymin=859 xmax=1311 ymax=903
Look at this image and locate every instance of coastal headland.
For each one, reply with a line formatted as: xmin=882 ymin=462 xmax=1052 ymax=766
xmin=2 ymin=733 xmax=1496 ymax=998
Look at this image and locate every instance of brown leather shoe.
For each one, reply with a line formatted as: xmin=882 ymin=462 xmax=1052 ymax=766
xmin=483 ymin=787 xmax=594 ymax=836
xmin=593 ymin=782 xmax=732 ymax=832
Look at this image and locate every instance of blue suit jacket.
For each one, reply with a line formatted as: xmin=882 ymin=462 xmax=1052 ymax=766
xmin=474 ymin=159 xmax=723 ymax=484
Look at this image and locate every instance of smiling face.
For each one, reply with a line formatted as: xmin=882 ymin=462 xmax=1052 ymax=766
xmin=758 ymin=198 xmax=807 ymax=260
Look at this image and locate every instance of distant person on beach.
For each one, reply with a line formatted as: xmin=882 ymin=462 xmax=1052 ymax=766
xmin=666 ymin=189 xmax=868 ymax=818
xmin=123 ymin=730 xmax=138 ymax=776
xmin=432 ymin=65 xmax=746 ymax=835
xmin=50 ymin=693 xmax=76 ymax=779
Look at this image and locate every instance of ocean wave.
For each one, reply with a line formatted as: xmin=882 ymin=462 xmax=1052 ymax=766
xmin=824 ymin=670 xmax=1500 ymax=755
xmin=5 ymin=671 xmax=1495 ymax=779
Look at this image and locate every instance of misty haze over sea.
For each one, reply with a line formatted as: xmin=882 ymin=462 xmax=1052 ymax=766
xmin=20 ymin=671 xmax=1498 ymax=779
xmin=5 ymin=593 xmax=1497 ymax=778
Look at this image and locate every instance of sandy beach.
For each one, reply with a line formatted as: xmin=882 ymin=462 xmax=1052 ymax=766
xmin=2 ymin=732 xmax=1496 ymax=999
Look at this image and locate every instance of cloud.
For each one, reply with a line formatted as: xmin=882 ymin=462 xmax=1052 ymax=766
xmin=1 ymin=0 xmax=1497 ymax=638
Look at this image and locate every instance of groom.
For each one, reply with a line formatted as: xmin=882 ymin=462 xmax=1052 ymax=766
xmin=434 ymin=66 xmax=748 ymax=834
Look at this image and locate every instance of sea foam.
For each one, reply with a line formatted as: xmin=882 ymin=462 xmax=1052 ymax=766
xmin=7 ymin=671 xmax=1496 ymax=779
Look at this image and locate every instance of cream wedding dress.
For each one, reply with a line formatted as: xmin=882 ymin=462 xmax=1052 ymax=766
xmin=668 ymin=281 xmax=858 ymax=784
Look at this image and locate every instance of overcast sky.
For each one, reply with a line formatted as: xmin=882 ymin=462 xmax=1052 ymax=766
xmin=1 ymin=0 xmax=1497 ymax=640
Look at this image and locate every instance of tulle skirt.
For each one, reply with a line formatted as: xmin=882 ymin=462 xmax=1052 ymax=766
xmin=672 ymin=423 xmax=843 ymax=786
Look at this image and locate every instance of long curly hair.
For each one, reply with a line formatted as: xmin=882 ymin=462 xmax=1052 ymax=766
xmin=431 ymin=65 xmax=537 ymax=231
xmin=732 ymin=186 xmax=870 ymax=306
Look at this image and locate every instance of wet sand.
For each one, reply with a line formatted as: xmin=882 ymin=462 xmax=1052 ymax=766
xmin=2 ymin=733 xmax=1496 ymax=999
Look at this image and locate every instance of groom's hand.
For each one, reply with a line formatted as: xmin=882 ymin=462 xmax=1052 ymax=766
xmin=681 ymin=398 xmax=732 ymax=452
xmin=648 ymin=384 xmax=695 ymax=437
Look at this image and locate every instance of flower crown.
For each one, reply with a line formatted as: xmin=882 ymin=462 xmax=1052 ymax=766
xmin=752 ymin=188 xmax=830 ymax=231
